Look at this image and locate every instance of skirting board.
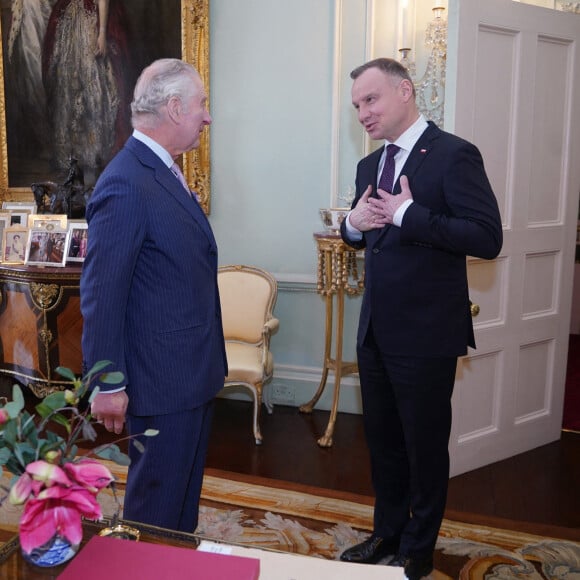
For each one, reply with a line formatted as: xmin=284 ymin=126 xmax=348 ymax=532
xmin=218 ymin=364 xmax=363 ymax=415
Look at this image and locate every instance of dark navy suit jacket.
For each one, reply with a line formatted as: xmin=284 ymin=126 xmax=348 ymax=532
xmin=342 ymin=122 xmax=503 ymax=357
xmin=81 ymin=137 xmax=227 ymax=416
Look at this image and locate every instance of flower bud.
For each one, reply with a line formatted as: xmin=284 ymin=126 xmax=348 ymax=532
xmin=64 ymin=390 xmax=78 ymax=405
xmin=0 ymin=408 xmax=9 ymax=424
xmin=9 ymin=473 xmax=32 ymax=505
xmin=44 ymin=450 xmax=61 ymax=464
xmin=26 ymin=460 xmax=71 ymax=487
xmin=64 ymin=459 xmax=114 ymax=492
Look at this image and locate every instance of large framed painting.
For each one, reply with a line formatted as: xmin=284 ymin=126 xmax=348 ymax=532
xmin=0 ymin=0 xmax=210 ymax=213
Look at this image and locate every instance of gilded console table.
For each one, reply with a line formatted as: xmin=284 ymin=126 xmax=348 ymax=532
xmin=299 ymin=232 xmax=364 ymax=447
xmin=0 ymin=264 xmax=83 ymax=397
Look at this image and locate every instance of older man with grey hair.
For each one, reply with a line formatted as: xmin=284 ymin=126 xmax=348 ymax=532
xmin=81 ymin=58 xmax=227 ymax=532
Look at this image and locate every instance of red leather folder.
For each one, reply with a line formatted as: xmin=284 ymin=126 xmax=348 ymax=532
xmin=57 ymin=535 xmax=260 ymax=579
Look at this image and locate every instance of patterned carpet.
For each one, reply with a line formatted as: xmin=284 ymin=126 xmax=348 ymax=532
xmin=1 ymin=464 xmax=579 ymax=579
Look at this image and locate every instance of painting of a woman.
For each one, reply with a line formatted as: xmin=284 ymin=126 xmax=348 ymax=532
xmin=5 ymin=0 xmax=55 ymax=158
xmin=42 ymin=0 xmax=133 ymax=183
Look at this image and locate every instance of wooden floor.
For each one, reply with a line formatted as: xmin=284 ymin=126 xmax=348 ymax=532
xmin=206 ymin=399 xmax=580 ymax=541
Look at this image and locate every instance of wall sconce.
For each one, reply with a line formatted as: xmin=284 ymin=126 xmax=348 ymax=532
xmin=398 ymin=4 xmax=447 ymax=127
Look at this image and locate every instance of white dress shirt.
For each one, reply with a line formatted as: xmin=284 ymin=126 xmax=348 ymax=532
xmin=345 ymin=115 xmax=429 ymax=240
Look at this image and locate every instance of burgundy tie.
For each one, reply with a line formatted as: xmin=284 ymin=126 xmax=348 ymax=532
xmin=378 ymin=144 xmax=400 ymax=193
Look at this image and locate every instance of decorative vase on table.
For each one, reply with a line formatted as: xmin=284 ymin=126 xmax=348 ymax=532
xmin=0 ymin=361 xmax=158 ymax=568
xmin=21 ymin=534 xmax=80 ymax=567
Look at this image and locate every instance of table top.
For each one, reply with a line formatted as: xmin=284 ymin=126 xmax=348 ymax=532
xmin=0 ymin=518 xmax=200 ymax=579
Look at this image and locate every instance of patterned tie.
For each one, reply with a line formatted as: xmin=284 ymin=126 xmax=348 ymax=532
xmin=171 ymin=162 xmax=190 ymax=193
xmin=378 ymin=144 xmax=400 ymax=193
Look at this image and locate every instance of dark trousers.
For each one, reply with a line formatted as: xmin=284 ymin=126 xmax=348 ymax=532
xmin=124 ymin=400 xmax=214 ymax=532
xmin=357 ymin=330 xmax=457 ymax=557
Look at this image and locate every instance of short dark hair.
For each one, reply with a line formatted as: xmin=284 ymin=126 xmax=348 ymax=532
xmin=350 ymin=58 xmax=416 ymax=97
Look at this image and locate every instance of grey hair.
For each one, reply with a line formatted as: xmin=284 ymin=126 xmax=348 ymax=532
xmin=131 ymin=58 xmax=201 ymax=128
xmin=350 ymin=57 xmax=416 ymax=97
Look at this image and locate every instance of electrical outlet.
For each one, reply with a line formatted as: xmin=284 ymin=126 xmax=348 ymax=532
xmin=271 ymin=383 xmax=295 ymax=405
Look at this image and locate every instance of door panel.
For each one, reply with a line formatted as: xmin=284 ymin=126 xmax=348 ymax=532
xmin=447 ymin=0 xmax=580 ymax=475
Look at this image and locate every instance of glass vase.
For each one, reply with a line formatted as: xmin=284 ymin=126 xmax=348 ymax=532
xmin=21 ymin=534 xmax=80 ymax=567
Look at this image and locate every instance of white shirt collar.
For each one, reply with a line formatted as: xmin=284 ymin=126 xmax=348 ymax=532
xmin=387 ymin=114 xmax=429 ymax=152
xmin=132 ymin=130 xmax=174 ymax=168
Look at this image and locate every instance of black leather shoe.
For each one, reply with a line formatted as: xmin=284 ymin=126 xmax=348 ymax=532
xmin=340 ymin=535 xmax=397 ymax=564
xmin=388 ymin=553 xmax=434 ymax=580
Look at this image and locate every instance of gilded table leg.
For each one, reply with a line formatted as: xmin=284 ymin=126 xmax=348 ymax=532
xmin=299 ymin=291 xmax=333 ymax=414
xmin=317 ymin=287 xmax=345 ymax=447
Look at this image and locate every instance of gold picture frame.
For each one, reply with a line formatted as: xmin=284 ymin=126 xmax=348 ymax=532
xmin=0 ymin=0 xmax=211 ymax=214
xmin=28 ymin=214 xmax=68 ymax=231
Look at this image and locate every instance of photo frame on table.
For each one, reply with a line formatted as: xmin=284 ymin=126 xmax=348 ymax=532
xmin=66 ymin=221 xmax=88 ymax=263
xmin=2 ymin=201 xmax=37 ymax=214
xmin=25 ymin=227 xmax=70 ymax=267
xmin=0 ymin=212 xmax=9 ymax=258
xmin=7 ymin=210 xmax=31 ymax=226
xmin=2 ymin=226 xmax=29 ymax=264
xmin=27 ymin=214 xmax=68 ymax=231
xmin=0 ymin=0 xmax=211 ymax=214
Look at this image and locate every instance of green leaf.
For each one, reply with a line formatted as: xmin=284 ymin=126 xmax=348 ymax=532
xmin=0 ymin=447 xmax=11 ymax=465
xmin=41 ymin=392 xmax=67 ymax=411
xmin=131 ymin=439 xmax=145 ymax=454
xmin=2 ymin=420 xmax=17 ymax=447
xmin=99 ymin=371 xmax=125 ymax=385
xmin=4 ymin=401 xmax=23 ymax=419
xmin=89 ymin=360 xmax=114 ymax=374
xmin=94 ymin=444 xmax=131 ymax=466
xmin=11 ymin=385 xmax=25 ymax=410
xmin=82 ymin=421 xmax=97 ymax=442
xmin=48 ymin=413 xmax=72 ymax=434
xmin=88 ymin=387 xmax=100 ymax=403
xmin=143 ymin=429 xmax=159 ymax=437
xmin=54 ymin=366 xmax=76 ymax=381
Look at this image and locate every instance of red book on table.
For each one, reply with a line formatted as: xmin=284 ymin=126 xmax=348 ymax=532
xmin=57 ymin=535 xmax=260 ymax=580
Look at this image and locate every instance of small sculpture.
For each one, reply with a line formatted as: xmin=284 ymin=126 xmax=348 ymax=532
xmin=30 ymin=156 xmax=93 ymax=218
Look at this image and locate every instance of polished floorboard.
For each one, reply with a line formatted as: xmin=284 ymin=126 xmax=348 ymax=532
xmin=206 ymin=399 xmax=580 ymax=541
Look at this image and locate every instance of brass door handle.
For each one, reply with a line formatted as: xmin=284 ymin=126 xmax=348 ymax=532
xmin=470 ymin=302 xmax=480 ymax=317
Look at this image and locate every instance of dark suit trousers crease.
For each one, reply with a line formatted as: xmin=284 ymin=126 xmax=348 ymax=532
xmin=124 ymin=401 xmax=215 ymax=532
xmin=357 ymin=327 xmax=457 ymax=557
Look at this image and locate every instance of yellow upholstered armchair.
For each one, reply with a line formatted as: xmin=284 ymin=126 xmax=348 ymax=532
xmin=217 ymin=265 xmax=279 ymax=444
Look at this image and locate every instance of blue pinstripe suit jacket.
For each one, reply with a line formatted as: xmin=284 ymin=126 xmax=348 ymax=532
xmin=80 ymin=137 xmax=227 ymax=415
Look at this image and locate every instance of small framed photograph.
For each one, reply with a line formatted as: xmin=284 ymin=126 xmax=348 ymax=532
xmin=66 ymin=221 xmax=88 ymax=263
xmin=27 ymin=214 xmax=68 ymax=230
xmin=0 ymin=213 xmax=10 ymax=259
xmin=2 ymin=201 xmax=37 ymax=214
xmin=2 ymin=227 xmax=29 ymax=264
xmin=8 ymin=210 xmax=32 ymax=226
xmin=25 ymin=228 xmax=70 ymax=267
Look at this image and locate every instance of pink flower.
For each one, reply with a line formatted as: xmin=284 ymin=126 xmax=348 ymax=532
xmin=63 ymin=459 xmax=114 ymax=493
xmin=19 ymin=487 xmax=103 ymax=554
xmin=26 ymin=461 xmax=72 ymax=488
xmin=0 ymin=408 xmax=9 ymax=424
xmin=9 ymin=473 xmax=32 ymax=505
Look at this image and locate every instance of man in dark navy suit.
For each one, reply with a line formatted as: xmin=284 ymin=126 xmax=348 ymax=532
xmin=81 ymin=59 xmax=227 ymax=532
xmin=339 ymin=58 xmax=502 ymax=579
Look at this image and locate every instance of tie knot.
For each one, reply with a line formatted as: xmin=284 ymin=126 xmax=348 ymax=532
xmin=386 ymin=144 xmax=400 ymax=160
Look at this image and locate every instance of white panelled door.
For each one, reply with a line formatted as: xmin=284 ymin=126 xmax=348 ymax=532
xmin=446 ymin=0 xmax=580 ymax=476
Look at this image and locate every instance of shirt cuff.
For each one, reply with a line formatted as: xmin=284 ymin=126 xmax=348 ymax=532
xmin=99 ymin=386 xmax=126 ymax=394
xmin=393 ymin=200 xmax=413 ymax=227
xmin=345 ymin=212 xmax=363 ymax=241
